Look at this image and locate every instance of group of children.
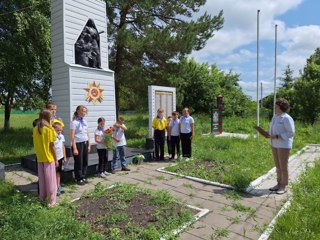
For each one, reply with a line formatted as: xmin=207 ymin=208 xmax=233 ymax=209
xmin=152 ymin=107 xmax=195 ymax=160
xmin=32 ymin=102 xmax=129 ymax=207
xmin=33 ymin=102 xmax=194 ymax=207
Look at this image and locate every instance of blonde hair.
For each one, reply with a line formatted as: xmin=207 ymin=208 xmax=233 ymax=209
xmin=72 ymin=105 xmax=87 ymax=120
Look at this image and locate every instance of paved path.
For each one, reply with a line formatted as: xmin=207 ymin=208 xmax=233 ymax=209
xmin=5 ymin=144 xmax=320 ymax=240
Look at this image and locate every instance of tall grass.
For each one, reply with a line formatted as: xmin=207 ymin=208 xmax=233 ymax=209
xmin=270 ymin=160 xmax=320 ymax=240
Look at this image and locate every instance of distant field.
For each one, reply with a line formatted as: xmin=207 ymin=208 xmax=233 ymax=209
xmin=0 ymin=110 xmax=38 ymax=164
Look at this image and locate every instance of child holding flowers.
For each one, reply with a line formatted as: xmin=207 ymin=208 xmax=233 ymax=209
xmin=112 ymin=117 xmax=130 ymax=173
xmin=94 ymin=117 xmax=112 ymax=177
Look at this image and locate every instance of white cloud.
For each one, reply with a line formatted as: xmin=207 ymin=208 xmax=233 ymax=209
xmin=190 ymin=0 xmax=320 ymax=99
xmin=277 ymin=25 xmax=320 ymax=74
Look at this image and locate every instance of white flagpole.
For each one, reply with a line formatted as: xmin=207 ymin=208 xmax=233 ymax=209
xmin=256 ymin=10 xmax=260 ymax=127
xmin=273 ymin=24 xmax=278 ymax=115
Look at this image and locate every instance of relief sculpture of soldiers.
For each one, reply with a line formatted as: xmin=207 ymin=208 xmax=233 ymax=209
xmin=75 ymin=18 xmax=101 ymax=69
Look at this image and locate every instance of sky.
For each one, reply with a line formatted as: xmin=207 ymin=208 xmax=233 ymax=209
xmin=190 ymin=0 xmax=320 ymax=100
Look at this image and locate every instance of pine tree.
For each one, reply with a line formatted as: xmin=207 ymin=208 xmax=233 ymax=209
xmin=105 ymin=0 xmax=224 ymax=112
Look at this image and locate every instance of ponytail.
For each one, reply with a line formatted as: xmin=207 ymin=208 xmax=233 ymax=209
xmin=73 ymin=105 xmax=87 ymax=120
xmin=37 ymin=109 xmax=52 ymax=134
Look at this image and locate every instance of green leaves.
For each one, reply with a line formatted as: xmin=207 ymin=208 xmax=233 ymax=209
xmin=0 ymin=0 xmax=51 ymax=130
xmin=105 ymin=0 xmax=224 ymax=110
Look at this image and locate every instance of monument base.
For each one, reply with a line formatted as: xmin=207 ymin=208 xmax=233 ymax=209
xmin=145 ymin=138 xmax=154 ymax=150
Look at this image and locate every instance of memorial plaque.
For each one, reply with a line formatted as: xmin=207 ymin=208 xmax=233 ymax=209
xmin=148 ymin=86 xmax=176 ymax=138
xmin=211 ymin=108 xmax=219 ymax=135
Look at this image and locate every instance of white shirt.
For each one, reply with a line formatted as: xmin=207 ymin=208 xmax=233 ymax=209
xmin=180 ymin=115 xmax=194 ymax=134
xmin=70 ymin=118 xmax=88 ymax=143
xmin=269 ymin=113 xmax=295 ymax=149
xmin=169 ymin=118 xmax=180 ymax=136
xmin=54 ymin=133 xmax=65 ymax=160
xmin=95 ymin=128 xmax=107 ymax=149
xmin=112 ymin=125 xmax=127 ymax=147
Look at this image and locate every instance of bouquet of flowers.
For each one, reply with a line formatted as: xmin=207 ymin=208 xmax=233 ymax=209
xmin=104 ymin=126 xmax=115 ymax=150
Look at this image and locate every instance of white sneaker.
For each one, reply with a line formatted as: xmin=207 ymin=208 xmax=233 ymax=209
xmin=103 ymin=171 xmax=110 ymax=176
xmin=276 ymin=186 xmax=287 ymax=194
xmin=100 ymin=172 xmax=107 ymax=178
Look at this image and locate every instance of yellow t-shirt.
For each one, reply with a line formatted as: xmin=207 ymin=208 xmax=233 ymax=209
xmin=33 ymin=125 xmax=57 ymax=163
xmin=152 ymin=117 xmax=167 ymax=131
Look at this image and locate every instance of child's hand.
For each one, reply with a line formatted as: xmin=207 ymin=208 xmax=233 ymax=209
xmin=73 ymin=148 xmax=79 ymax=156
xmin=115 ymin=138 xmax=120 ymax=142
xmin=88 ymin=145 xmax=91 ymax=153
xmin=55 ymin=161 xmax=59 ymax=168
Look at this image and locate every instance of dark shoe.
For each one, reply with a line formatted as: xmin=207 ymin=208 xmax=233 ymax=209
xmin=77 ymin=180 xmax=85 ymax=185
xmin=121 ymin=167 xmax=131 ymax=171
xmin=111 ymin=170 xmax=116 ymax=174
xmin=269 ymin=185 xmax=280 ymax=191
xmin=58 ymin=186 xmax=65 ymax=194
xmin=82 ymin=178 xmax=88 ymax=184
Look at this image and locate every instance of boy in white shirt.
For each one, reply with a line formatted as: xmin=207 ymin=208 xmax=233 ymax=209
xmin=112 ymin=117 xmax=130 ymax=173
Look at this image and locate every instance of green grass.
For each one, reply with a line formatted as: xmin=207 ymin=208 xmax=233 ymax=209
xmin=120 ymin=113 xmax=149 ymax=149
xmin=0 ymin=181 xmax=195 ymax=240
xmin=0 ymin=180 xmax=104 ymax=240
xmin=270 ymin=160 xmax=320 ymax=240
xmin=0 ymin=112 xmax=37 ymax=164
xmin=165 ymin=115 xmax=320 ymax=190
xmin=1 ymin=111 xmax=320 ymax=191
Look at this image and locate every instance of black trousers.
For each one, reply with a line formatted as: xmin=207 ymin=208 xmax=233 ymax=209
xmin=170 ymin=136 xmax=180 ymax=159
xmin=167 ymin=136 xmax=172 ymax=155
xmin=97 ymin=149 xmax=111 ymax=173
xmin=154 ymin=129 xmax=165 ymax=160
xmin=73 ymin=141 xmax=88 ymax=181
xmin=180 ymin=132 xmax=192 ymax=157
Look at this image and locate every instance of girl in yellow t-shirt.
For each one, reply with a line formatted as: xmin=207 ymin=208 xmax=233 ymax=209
xmin=33 ymin=109 xmax=58 ymax=207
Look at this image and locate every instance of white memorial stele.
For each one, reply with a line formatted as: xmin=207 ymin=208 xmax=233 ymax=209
xmin=51 ymin=0 xmax=116 ymax=145
xmin=148 ymin=86 xmax=176 ymax=138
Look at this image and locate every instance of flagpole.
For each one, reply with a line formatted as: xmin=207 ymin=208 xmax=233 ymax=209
xmin=273 ymin=24 xmax=278 ymax=115
xmin=256 ymin=10 xmax=260 ymax=127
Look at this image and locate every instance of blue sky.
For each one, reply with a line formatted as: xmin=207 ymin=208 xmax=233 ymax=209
xmin=191 ymin=0 xmax=320 ymax=100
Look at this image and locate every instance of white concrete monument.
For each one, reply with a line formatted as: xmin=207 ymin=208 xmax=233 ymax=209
xmin=148 ymin=85 xmax=176 ymax=138
xmin=51 ymin=0 xmax=116 ymax=144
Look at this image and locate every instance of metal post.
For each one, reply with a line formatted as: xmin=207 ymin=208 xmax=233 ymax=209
xmin=273 ymin=24 xmax=278 ymax=115
xmin=256 ymin=9 xmax=260 ymax=127
xmin=261 ymin=82 xmax=263 ymax=108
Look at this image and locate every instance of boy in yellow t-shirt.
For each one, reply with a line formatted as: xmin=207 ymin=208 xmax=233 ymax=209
xmin=33 ymin=109 xmax=58 ymax=207
xmin=152 ymin=108 xmax=167 ymax=161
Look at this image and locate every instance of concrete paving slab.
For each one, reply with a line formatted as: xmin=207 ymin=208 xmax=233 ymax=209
xmin=4 ymin=144 xmax=320 ymax=240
